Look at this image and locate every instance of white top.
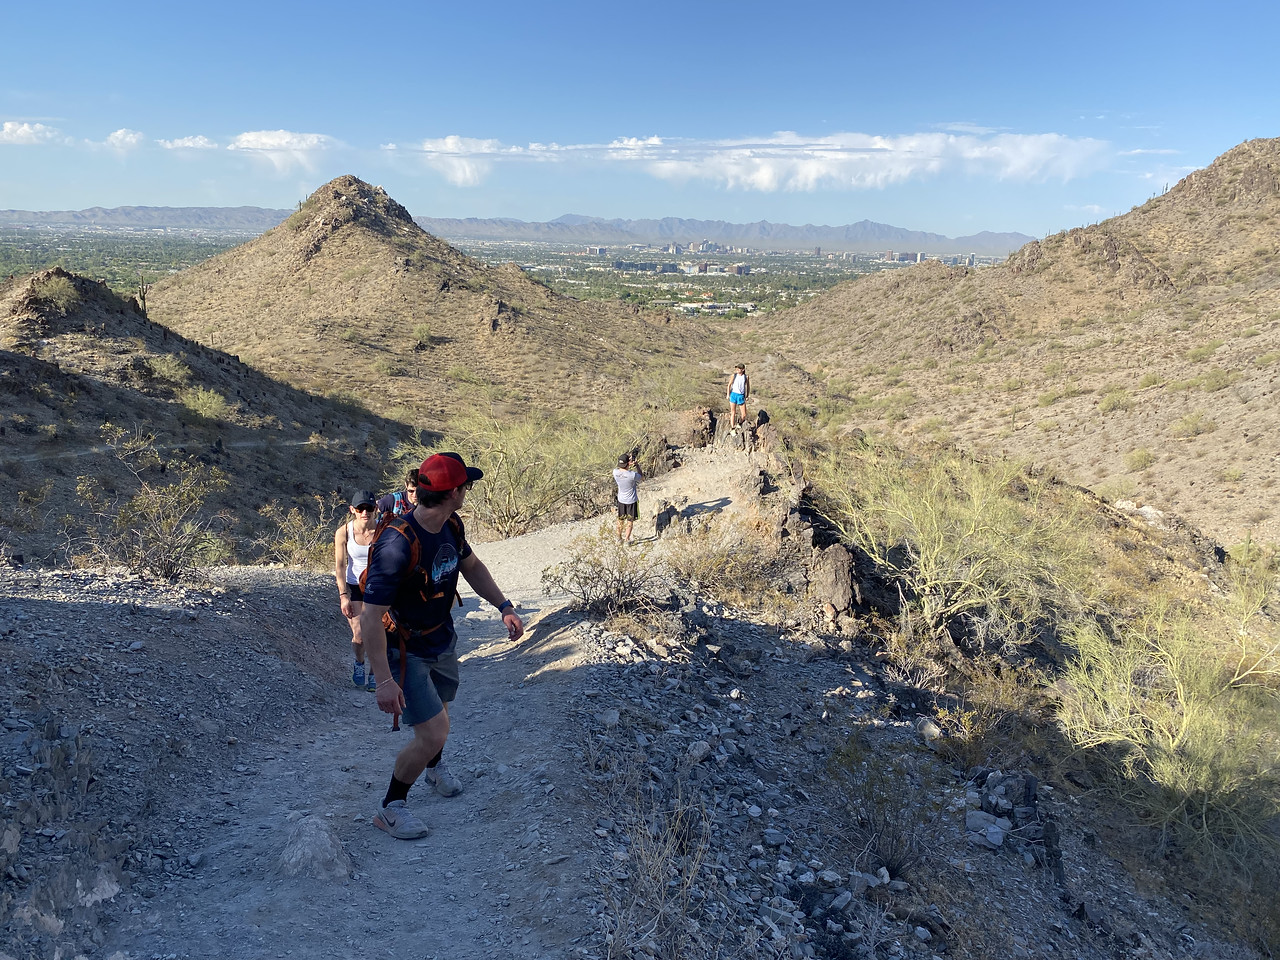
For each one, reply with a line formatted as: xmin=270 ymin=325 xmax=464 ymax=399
xmin=345 ymin=522 xmax=371 ymax=584
xmin=731 ymin=372 xmax=747 ymax=394
xmin=613 ymin=467 xmax=642 ymax=505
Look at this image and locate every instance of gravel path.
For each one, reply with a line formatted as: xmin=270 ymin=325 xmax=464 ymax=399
xmin=88 ymin=444 xmax=751 ymax=960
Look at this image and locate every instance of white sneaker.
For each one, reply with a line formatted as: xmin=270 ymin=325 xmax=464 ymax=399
xmin=373 ymin=800 xmax=429 ymax=839
xmin=426 ymin=760 xmax=463 ymax=797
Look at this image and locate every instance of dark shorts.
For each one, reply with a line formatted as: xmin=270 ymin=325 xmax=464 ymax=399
xmin=388 ymin=645 xmax=460 ymax=727
xmin=616 ymin=500 xmax=638 ymax=520
xmin=346 ymin=581 xmax=365 ymax=603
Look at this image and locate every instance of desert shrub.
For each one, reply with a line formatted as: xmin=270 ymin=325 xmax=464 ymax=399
xmin=181 ymin=386 xmax=230 ymax=421
xmin=1098 ymin=386 xmax=1133 ymax=413
xmin=1171 ymin=410 xmax=1217 ymax=438
xmin=393 ymin=411 xmax=653 ymax=538
xmin=37 ymin=274 xmax=80 ymax=313
xmin=256 ymin=494 xmax=344 ymax=568
xmin=1138 ymin=372 xmax=1163 ymax=388
xmin=148 ymin=354 xmax=191 ymax=386
xmin=1058 ymin=615 xmax=1280 ymax=866
xmin=1125 ymin=448 xmax=1156 ymax=471
xmin=542 ymin=528 xmax=669 ymax=617
xmin=374 ymin=358 xmax=405 ymax=378
xmin=411 ymin=323 xmax=432 ymax=348
xmin=830 ymin=741 xmax=928 ymax=879
xmin=1199 ymin=367 xmax=1237 ymax=392
xmin=664 ymin=516 xmax=802 ymax=618
xmin=1186 ymin=340 xmax=1224 ymax=362
xmin=811 ymin=442 xmax=1089 ymax=652
xmin=67 ymin=426 xmax=229 ymax=579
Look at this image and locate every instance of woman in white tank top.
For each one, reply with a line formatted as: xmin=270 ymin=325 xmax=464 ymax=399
xmin=334 ymin=489 xmax=379 ymax=688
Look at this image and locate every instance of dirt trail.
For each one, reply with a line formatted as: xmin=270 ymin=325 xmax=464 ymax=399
xmin=96 ymin=444 xmax=751 ymax=960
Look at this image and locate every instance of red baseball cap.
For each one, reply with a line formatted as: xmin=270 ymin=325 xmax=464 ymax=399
xmin=417 ymin=452 xmax=484 ymax=491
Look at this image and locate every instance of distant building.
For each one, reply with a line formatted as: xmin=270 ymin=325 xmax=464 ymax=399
xmin=586 ymin=246 xmax=607 ymax=256
xmin=813 ymin=246 xmax=821 ymax=256
xmin=732 ymin=263 xmax=750 ymax=275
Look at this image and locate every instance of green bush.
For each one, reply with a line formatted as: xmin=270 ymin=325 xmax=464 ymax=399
xmin=68 ymin=426 xmax=229 ymax=579
xmin=811 ymin=442 xmax=1089 ymax=652
xmin=1098 ymin=387 xmax=1133 ymax=413
xmin=181 ymin=386 xmax=231 ymax=421
xmin=256 ymin=495 xmax=344 ymax=568
xmin=1125 ymin=448 xmax=1156 ymax=472
xmin=1058 ymin=615 xmax=1280 ymax=865
xmin=37 ymin=274 xmax=80 ymax=313
xmin=1171 ymin=410 xmax=1217 ymax=438
xmin=1186 ymin=340 xmax=1224 ymax=363
xmin=392 ymin=411 xmax=653 ymax=538
xmin=542 ymin=527 xmax=669 ymax=617
xmin=148 ymin=354 xmax=192 ymax=386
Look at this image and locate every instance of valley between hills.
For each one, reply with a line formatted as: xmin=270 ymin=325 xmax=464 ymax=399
xmin=1 ymin=139 xmax=1279 ymax=960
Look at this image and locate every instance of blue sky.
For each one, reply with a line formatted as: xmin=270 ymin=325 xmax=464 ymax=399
xmin=1 ymin=0 xmax=1274 ymax=237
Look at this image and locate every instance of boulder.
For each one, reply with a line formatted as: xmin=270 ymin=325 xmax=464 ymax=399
xmin=275 ymin=815 xmax=353 ymax=880
xmin=809 ymin=544 xmax=854 ymax=614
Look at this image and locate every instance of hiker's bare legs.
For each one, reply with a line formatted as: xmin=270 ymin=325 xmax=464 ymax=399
xmin=622 ymin=518 xmax=634 ymax=543
xmin=393 ymin=703 xmax=450 ymax=785
xmin=346 ymin=600 xmax=364 ymax=666
xmin=616 ymin=517 xmax=626 ymax=543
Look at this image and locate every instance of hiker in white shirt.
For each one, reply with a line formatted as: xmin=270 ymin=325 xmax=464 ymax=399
xmin=612 ymin=454 xmax=642 ymax=544
xmin=726 ymin=363 xmax=750 ymax=428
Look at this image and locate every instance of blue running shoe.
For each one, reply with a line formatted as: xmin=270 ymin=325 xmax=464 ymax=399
xmin=353 ymin=661 xmax=366 ymax=687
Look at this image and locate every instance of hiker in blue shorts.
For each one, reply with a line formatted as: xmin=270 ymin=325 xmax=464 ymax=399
xmin=726 ymin=362 xmax=750 ymax=428
xmin=359 ymin=453 xmax=524 ymax=840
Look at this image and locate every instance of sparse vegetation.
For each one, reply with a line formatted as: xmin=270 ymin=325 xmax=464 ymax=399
xmin=542 ymin=527 xmax=669 ymax=617
xmin=67 ymin=425 xmax=230 ymax=579
xmin=1171 ymin=410 xmax=1217 ymax=438
xmin=256 ymin=494 xmax=345 ymax=568
xmin=36 ymin=274 xmax=80 ymax=313
xmin=180 ymin=386 xmax=231 ymax=421
xmin=1125 ymin=448 xmax=1156 ymax=471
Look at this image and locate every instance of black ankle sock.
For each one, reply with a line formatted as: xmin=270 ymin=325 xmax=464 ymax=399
xmin=426 ymin=749 xmax=443 ymax=769
xmin=383 ymin=775 xmax=412 ymax=808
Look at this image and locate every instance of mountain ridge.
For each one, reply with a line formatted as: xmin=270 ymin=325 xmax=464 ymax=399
xmin=749 ymin=136 xmax=1280 ymax=546
xmin=0 ymin=203 xmax=1032 ymax=254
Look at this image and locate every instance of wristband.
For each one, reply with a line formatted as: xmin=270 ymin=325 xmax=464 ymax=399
xmin=498 ymin=599 xmax=514 ymax=613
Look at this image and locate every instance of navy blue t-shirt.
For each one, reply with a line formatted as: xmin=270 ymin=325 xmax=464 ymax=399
xmin=363 ymin=511 xmax=471 ymax=656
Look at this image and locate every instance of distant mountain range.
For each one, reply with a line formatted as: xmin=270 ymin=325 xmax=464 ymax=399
xmin=414 ymin=214 xmax=1034 ymax=256
xmin=0 ymin=204 xmax=1034 ymax=255
xmin=0 ymin=205 xmax=290 ymax=233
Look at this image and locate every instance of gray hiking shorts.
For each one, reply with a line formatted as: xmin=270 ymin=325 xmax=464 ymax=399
xmin=389 ymin=646 xmax=460 ymax=727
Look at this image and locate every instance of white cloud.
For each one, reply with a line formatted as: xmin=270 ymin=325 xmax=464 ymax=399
xmin=1120 ymin=148 xmax=1179 ymax=156
xmin=619 ymin=131 xmax=1110 ymax=191
xmin=395 ymin=129 xmax=1110 ymax=191
xmin=936 ymin=122 xmax=998 ymax=135
xmin=104 ymin=128 xmax=145 ymax=152
xmin=158 ymin=135 xmax=218 ymax=150
xmin=403 ymin=135 xmax=520 ymax=186
xmin=0 ymin=121 xmax=64 ymax=145
xmin=227 ymin=130 xmax=338 ymax=173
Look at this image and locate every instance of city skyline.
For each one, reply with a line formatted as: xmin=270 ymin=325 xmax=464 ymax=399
xmin=1 ymin=0 xmax=1275 ymax=238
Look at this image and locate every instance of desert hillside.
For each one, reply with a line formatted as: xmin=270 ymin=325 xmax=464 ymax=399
xmin=149 ymin=176 xmax=720 ymax=422
xmin=0 ymin=268 xmax=412 ymax=563
xmin=753 ymin=137 xmax=1280 ymax=546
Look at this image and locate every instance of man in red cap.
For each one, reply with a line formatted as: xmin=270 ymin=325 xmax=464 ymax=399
xmin=359 ymin=452 xmax=524 ymax=839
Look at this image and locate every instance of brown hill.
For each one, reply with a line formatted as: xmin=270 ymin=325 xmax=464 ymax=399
xmin=149 ymin=176 xmax=719 ymax=422
xmin=0 ymin=268 xmax=413 ymax=562
xmin=750 ymin=137 xmax=1280 ymax=547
